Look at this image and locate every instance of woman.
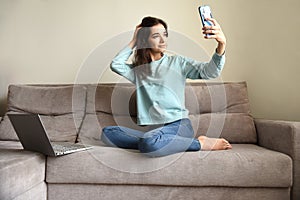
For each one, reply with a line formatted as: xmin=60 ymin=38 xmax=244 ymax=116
xmin=101 ymin=16 xmax=232 ymax=157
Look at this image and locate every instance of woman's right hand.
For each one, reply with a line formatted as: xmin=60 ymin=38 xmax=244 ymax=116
xmin=129 ymin=24 xmax=142 ymax=49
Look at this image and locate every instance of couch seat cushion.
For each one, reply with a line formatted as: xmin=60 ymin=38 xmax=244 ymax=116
xmin=46 ymin=144 xmax=292 ymax=188
xmin=0 ymin=141 xmax=45 ymax=200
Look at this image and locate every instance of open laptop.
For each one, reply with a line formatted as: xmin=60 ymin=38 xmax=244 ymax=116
xmin=8 ymin=113 xmax=92 ymax=156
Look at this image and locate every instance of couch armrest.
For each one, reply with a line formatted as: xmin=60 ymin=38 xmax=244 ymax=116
xmin=255 ymin=118 xmax=300 ymax=200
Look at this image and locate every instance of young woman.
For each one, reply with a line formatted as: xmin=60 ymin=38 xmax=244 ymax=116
xmin=101 ymin=16 xmax=232 ymax=157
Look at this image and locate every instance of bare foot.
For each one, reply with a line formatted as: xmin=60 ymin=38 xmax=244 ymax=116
xmin=198 ymin=136 xmax=232 ymax=151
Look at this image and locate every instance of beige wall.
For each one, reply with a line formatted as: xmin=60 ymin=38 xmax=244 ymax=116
xmin=0 ymin=0 xmax=299 ymax=121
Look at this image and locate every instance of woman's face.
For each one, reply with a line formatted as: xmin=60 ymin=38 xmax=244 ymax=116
xmin=147 ymin=23 xmax=168 ymax=53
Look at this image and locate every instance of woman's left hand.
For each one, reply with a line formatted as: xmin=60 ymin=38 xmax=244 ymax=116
xmin=202 ymin=18 xmax=226 ymax=55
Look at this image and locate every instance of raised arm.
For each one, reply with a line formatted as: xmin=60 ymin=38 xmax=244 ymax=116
xmin=202 ymin=17 xmax=226 ymax=55
xmin=183 ymin=18 xmax=226 ymax=80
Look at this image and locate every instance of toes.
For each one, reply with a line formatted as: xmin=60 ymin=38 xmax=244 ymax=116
xmin=221 ymin=139 xmax=232 ymax=150
xmin=225 ymin=143 xmax=232 ymax=149
xmin=199 ymin=136 xmax=232 ymax=151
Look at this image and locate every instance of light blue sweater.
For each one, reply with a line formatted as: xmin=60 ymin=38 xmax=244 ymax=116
xmin=110 ymin=46 xmax=225 ymax=125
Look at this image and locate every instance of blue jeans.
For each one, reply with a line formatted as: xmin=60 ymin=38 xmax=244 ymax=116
xmin=101 ymin=118 xmax=201 ymax=157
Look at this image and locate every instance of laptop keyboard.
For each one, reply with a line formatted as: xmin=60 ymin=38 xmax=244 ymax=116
xmin=51 ymin=142 xmax=88 ymax=154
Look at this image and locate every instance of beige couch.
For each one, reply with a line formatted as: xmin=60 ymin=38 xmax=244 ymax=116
xmin=0 ymin=82 xmax=299 ymax=200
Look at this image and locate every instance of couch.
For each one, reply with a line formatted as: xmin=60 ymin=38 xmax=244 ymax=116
xmin=0 ymin=82 xmax=299 ymax=200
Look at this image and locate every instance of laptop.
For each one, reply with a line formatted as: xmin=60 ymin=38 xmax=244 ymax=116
xmin=8 ymin=113 xmax=92 ymax=156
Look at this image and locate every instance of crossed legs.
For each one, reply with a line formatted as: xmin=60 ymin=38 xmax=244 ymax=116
xmin=101 ymin=118 xmax=232 ymax=157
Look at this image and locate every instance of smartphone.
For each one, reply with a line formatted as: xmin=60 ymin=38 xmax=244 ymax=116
xmin=198 ymin=5 xmax=213 ymax=35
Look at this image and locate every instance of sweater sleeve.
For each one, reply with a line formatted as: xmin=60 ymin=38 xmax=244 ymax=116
xmin=110 ymin=46 xmax=135 ymax=83
xmin=182 ymin=53 xmax=225 ymax=80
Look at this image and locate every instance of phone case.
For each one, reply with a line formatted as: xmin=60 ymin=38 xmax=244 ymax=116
xmin=198 ymin=5 xmax=213 ymax=27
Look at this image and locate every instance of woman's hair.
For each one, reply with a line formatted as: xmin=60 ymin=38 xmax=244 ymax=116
xmin=133 ymin=16 xmax=168 ymax=67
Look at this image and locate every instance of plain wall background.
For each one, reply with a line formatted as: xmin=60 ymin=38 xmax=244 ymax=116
xmin=0 ymin=0 xmax=299 ymax=121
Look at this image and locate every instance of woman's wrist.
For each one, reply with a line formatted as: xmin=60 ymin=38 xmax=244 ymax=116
xmin=216 ymin=41 xmax=226 ymax=55
xmin=129 ymin=40 xmax=136 ymax=49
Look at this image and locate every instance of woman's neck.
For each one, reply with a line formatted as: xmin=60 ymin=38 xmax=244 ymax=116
xmin=150 ymin=51 xmax=163 ymax=61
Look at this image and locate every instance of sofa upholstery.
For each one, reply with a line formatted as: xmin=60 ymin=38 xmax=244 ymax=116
xmin=255 ymin=119 xmax=300 ymax=200
xmin=0 ymin=82 xmax=299 ymax=200
xmin=46 ymin=144 xmax=291 ymax=186
xmin=0 ymin=141 xmax=46 ymax=200
xmin=78 ymin=82 xmax=257 ymax=146
xmin=0 ymin=85 xmax=86 ymax=142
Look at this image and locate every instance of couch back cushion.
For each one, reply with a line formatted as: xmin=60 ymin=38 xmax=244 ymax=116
xmin=78 ymin=84 xmax=139 ymax=146
xmin=0 ymin=85 xmax=86 ymax=142
xmin=186 ymin=82 xmax=256 ymax=143
xmin=78 ymin=82 xmax=257 ymax=145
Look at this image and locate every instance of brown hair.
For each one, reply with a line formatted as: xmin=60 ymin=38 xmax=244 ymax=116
xmin=133 ymin=16 xmax=168 ymax=67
